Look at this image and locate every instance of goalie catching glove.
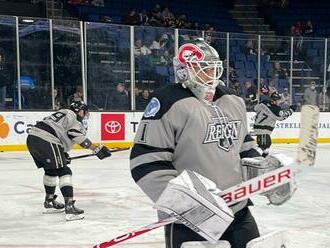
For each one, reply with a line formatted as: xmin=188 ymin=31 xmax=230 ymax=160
xmin=155 ymin=170 xmax=234 ymax=243
xmin=94 ymin=145 xmax=112 ymax=160
xmin=241 ymin=153 xmax=297 ymax=205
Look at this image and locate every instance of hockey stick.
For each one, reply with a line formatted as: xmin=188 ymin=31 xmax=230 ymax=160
xmin=93 ymin=166 xmax=294 ymax=248
xmin=70 ymin=148 xmax=130 ymax=160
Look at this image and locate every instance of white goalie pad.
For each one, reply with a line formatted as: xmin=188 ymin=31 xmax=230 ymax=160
xmin=181 ymin=241 xmax=231 ymax=248
xmin=246 ymin=230 xmax=290 ymax=248
xmin=297 ymin=104 xmax=320 ymax=166
xmin=155 ymin=170 xmax=234 ymax=243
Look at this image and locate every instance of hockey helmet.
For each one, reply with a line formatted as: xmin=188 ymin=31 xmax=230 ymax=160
xmin=270 ymin=91 xmax=281 ymax=101
xmin=70 ymin=100 xmax=89 ymax=122
xmin=173 ymin=38 xmax=224 ymax=103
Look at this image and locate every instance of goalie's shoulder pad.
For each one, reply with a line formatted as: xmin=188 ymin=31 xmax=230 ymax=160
xmin=143 ymin=84 xmax=193 ymax=120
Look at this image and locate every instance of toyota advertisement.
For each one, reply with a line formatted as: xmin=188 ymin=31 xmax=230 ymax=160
xmin=101 ymin=113 xmax=125 ymax=140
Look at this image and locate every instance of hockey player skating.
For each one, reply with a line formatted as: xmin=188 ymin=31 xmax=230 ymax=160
xmin=129 ymin=39 xmax=297 ymax=248
xmin=26 ymin=101 xmax=112 ymax=221
xmin=253 ymin=91 xmax=296 ymax=157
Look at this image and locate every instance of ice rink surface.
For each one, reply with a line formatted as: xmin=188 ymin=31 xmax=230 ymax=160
xmin=0 ymin=144 xmax=329 ymax=248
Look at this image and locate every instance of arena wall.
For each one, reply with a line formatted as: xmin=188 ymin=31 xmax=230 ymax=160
xmin=1 ymin=111 xmax=330 ymax=151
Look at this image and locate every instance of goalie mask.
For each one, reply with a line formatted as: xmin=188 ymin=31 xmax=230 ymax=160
xmin=173 ymin=38 xmax=224 ymax=103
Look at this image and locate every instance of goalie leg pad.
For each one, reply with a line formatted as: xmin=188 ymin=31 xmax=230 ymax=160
xmin=297 ymin=104 xmax=320 ymax=166
xmin=246 ymin=230 xmax=290 ymax=248
xmin=181 ymin=241 xmax=231 ymax=248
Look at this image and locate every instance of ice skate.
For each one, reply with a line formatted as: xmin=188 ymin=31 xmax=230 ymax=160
xmin=43 ymin=194 xmax=65 ymax=214
xmin=65 ymin=199 xmax=84 ymax=221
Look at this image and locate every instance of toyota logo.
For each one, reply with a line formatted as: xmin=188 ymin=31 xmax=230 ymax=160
xmin=104 ymin=121 xmax=121 ymax=134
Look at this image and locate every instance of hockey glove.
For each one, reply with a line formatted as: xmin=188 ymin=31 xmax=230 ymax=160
xmin=241 ymin=153 xmax=297 ymax=206
xmin=94 ymin=145 xmax=112 ymax=160
xmin=64 ymin=152 xmax=71 ymax=165
xmin=290 ymin=104 xmax=297 ymax=111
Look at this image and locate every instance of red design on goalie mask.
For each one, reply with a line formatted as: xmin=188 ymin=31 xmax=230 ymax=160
xmin=178 ymin=44 xmax=204 ymax=67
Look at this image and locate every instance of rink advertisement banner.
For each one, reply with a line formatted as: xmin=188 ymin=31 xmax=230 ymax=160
xmin=1 ymin=111 xmax=330 ymax=151
xmin=101 ymin=113 xmax=126 ymax=140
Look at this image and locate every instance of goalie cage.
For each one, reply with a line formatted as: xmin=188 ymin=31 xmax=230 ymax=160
xmin=297 ymin=104 xmax=320 ymax=166
xmin=180 ymin=231 xmax=289 ymax=248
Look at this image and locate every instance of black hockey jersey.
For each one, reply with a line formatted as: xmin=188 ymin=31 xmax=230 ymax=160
xmin=130 ymin=84 xmax=261 ymax=217
xmin=253 ymin=100 xmax=293 ymax=135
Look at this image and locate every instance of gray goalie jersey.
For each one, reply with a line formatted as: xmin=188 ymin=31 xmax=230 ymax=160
xmin=253 ymin=101 xmax=293 ymax=135
xmin=28 ymin=109 xmax=88 ymax=152
xmin=130 ymin=84 xmax=261 ymax=216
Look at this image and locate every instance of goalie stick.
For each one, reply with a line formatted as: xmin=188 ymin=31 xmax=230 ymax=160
xmin=70 ymin=148 xmax=130 ymax=160
xmin=93 ymin=165 xmax=294 ymax=248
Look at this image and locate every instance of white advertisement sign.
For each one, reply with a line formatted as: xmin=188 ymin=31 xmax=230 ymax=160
xmin=1 ymin=111 xmax=330 ymax=150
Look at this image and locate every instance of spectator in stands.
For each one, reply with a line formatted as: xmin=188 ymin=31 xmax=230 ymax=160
xmin=139 ymin=10 xmax=149 ymax=26
xmin=259 ymin=79 xmax=271 ymax=101
xmin=244 ymin=80 xmax=258 ymax=111
xmin=290 ymin=22 xmax=303 ymax=36
xmin=245 ymin=39 xmax=256 ymax=55
xmin=280 ymin=88 xmax=291 ymax=108
xmin=303 ymin=81 xmax=319 ymax=106
xmin=175 ymin=15 xmax=188 ymax=28
xmin=160 ymin=50 xmax=171 ymax=65
xmin=159 ymin=33 xmax=171 ymax=49
xmin=54 ymin=88 xmax=64 ymax=110
xmin=161 ymin=7 xmax=174 ymax=23
xmin=149 ymin=49 xmax=162 ymax=65
xmin=230 ymin=80 xmax=242 ymax=97
xmin=91 ymin=0 xmax=104 ymax=7
xmin=319 ymin=86 xmax=330 ymax=111
xmin=149 ymin=39 xmax=161 ymax=50
xmin=136 ymin=88 xmax=151 ymax=110
xmin=0 ymin=49 xmax=10 ymax=109
xmin=291 ymin=22 xmax=303 ymax=54
xmin=107 ymin=82 xmax=129 ymax=110
xmin=134 ymin=86 xmax=140 ymax=98
xmin=205 ymin=26 xmax=216 ymax=45
xmin=123 ymin=10 xmax=140 ymax=25
xmin=149 ymin=4 xmax=162 ymax=26
xmin=274 ymin=62 xmax=288 ymax=79
xmin=67 ymin=86 xmax=83 ymax=106
xmin=41 ymin=87 xmax=64 ymax=110
xmin=134 ymin=40 xmax=151 ymax=56
xmin=304 ymin=20 xmax=314 ymax=36
xmin=228 ymin=66 xmax=237 ymax=82
xmin=191 ymin=22 xmax=200 ymax=30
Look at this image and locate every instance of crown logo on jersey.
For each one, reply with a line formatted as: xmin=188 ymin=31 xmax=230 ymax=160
xmin=204 ymin=116 xmax=240 ymax=151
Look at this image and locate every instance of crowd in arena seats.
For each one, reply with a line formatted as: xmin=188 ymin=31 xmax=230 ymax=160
xmin=68 ymin=0 xmax=104 ymax=7
xmin=66 ymin=1 xmax=216 ymax=32
xmin=290 ymin=20 xmax=314 ymax=37
xmin=122 ymin=5 xmax=201 ymax=30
